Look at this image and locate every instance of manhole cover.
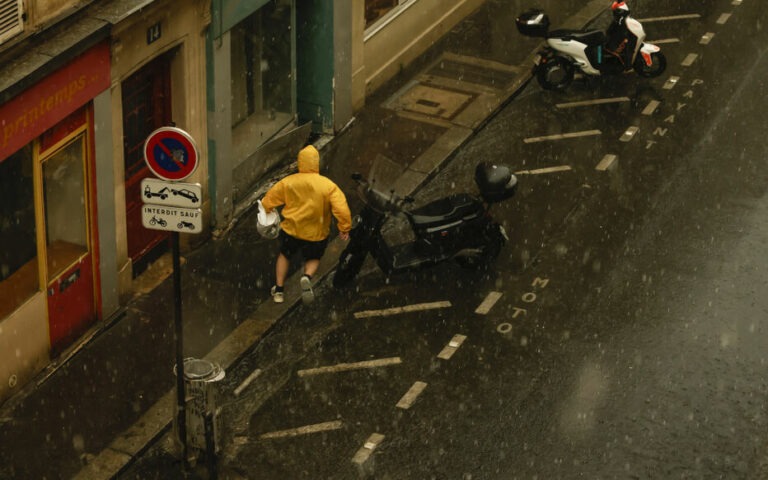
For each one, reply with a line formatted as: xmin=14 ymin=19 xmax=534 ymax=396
xmin=387 ymin=84 xmax=473 ymax=120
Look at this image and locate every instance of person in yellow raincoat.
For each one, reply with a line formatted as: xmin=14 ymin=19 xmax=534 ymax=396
xmin=262 ymin=145 xmax=352 ymax=304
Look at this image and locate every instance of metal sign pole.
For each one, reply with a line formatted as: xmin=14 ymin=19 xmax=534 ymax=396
xmin=173 ymin=231 xmax=187 ymax=462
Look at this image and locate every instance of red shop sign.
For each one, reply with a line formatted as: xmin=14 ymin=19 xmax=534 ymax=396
xmin=0 ymin=41 xmax=110 ymax=161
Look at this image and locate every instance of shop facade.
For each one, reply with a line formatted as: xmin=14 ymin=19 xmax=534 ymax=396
xmin=0 ymin=40 xmax=112 ymax=402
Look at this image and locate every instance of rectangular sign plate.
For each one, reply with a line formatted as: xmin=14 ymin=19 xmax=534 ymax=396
xmin=141 ymin=178 xmax=202 ymax=208
xmin=141 ymin=204 xmax=202 ymax=234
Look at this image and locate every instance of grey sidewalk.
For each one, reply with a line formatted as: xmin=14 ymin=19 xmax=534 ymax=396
xmin=0 ymin=2 xmax=607 ymax=479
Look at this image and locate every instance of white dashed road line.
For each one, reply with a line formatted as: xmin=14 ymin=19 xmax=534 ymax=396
xmin=523 ymin=130 xmax=601 ymax=143
xmin=396 ymin=381 xmax=428 ymax=409
xmin=595 ymin=154 xmax=618 ymax=172
xmin=642 ymin=100 xmax=660 ymax=115
xmin=352 ymin=433 xmax=385 ymax=467
xmin=555 ymin=97 xmax=629 ymax=109
xmin=620 ymin=126 xmax=639 ymax=142
xmin=638 ymin=14 xmax=701 ymax=22
xmin=297 ymin=357 xmax=402 ymax=377
xmin=353 ymin=301 xmax=452 ymax=319
xmin=700 ymin=32 xmax=715 ymax=45
xmin=663 ymin=76 xmax=680 ymax=90
xmin=717 ymin=13 xmax=732 ymax=24
xmin=259 ymin=420 xmax=344 ymax=439
xmin=437 ymin=334 xmax=467 ymax=360
xmin=475 ymin=291 xmax=502 ymax=314
xmin=681 ymin=53 xmax=699 ymax=67
xmin=233 ymin=368 xmax=262 ymax=396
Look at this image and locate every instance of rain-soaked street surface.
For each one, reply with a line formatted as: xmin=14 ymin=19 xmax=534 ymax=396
xmin=121 ymin=0 xmax=767 ymax=478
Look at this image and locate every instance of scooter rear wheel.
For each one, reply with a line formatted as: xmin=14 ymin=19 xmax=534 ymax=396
xmin=536 ymin=56 xmax=574 ymax=90
xmin=456 ymin=224 xmax=506 ymax=270
xmin=333 ymin=250 xmax=367 ymax=288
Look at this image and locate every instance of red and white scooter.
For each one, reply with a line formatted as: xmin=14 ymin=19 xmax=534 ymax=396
xmin=516 ymin=1 xmax=666 ymax=90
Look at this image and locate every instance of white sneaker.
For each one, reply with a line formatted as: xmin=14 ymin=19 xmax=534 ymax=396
xmin=270 ymin=286 xmax=284 ymax=303
xmin=300 ymin=275 xmax=314 ymax=304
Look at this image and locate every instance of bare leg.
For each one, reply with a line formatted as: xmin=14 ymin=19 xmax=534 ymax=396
xmin=275 ymin=254 xmax=290 ymax=287
xmin=303 ymin=259 xmax=320 ymax=278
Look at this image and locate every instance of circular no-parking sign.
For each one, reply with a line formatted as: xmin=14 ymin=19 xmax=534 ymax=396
xmin=143 ymin=127 xmax=199 ymax=181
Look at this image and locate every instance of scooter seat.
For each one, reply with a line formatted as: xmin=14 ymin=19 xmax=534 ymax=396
xmin=406 ymin=193 xmax=482 ymax=230
xmin=547 ymin=29 xmax=606 ymax=46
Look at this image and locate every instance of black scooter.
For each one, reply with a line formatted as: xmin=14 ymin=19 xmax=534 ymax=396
xmin=333 ymin=161 xmax=517 ymax=287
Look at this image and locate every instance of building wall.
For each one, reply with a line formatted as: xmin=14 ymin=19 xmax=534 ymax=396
xmin=108 ymin=0 xmax=210 ymax=296
xmin=351 ymin=0 xmax=484 ymax=109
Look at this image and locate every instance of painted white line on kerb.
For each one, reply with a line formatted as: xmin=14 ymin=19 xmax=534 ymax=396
xmin=642 ymin=100 xmax=660 ymax=116
xmin=555 ymin=97 xmax=629 ymax=109
xmin=396 ymin=381 xmax=428 ymax=409
xmin=596 ymin=154 xmax=617 ymax=172
xmin=717 ymin=13 xmax=732 ymax=24
xmin=681 ymin=53 xmax=698 ymax=67
xmin=353 ymin=301 xmax=452 ymax=319
xmin=663 ymin=76 xmax=680 ymax=90
xmin=620 ymin=126 xmax=639 ymax=142
xmin=352 ymin=433 xmax=385 ymax=466
xmin=524 ymin=130 xmax=601 ymax=143
xmin=638 ymin=14 xmax=701 ymax=22
xmin=475 ymin=291 xmax=503 ymax=314
xmin=514 ymin=165 xmax=572 ymax=175
xmin=297 ymin=357 xmax=402 ymax=377
xmin=233 ymin=368 xmax=262 ymax=396
xmin=700 ymin=32 xmax=715 ymax=45
xmin=438 ymin=334 xmax=467 ymax=360
xmin=260 ymin=420 xmax=343 ymax=439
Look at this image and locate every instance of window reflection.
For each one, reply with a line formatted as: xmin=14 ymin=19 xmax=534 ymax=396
xmin=43 ymin=135 xmax=88 ymax=280
xmin=0 ymin=145 xmax=38 ymax=319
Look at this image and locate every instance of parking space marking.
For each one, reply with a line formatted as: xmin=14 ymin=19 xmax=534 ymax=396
xmin=700 ymin=32 xmax=715 ymax=45
xmin=681 ymin=53 xmax=699 ymax=67
xmin=514 ymin=166 xmax=572 ymax=175
xmin=638 ymin=14 xmax=701 ymax=22
xmin=297 ymin=357 xmax=402 ymax=377
xmin=352 ymin=433 xmax=385 ymax=466
xmin=732 ymin=0 xmax=742 ymax=5
xmin=524 ymin=130 xmax=601 ymax=143
xmin=354 ymin=301 xmax=452 ymax=319
xmin=596 ymin=154 xmax=618 ymax=172
xmin=438 ymin=334 xmax=467 ymax=360
xmin=650 ymin=38 xmax=680 ymax=44
xmin=620 ymin=126 xmax=639 ymax=142
xmin=233 ymin=368 xmax=262 ymax=396
xmin=555 ymin=97 xmax=629 ymax=109
xmin=259 ymin=420 xmax=344 ymax=439
xmin=717 ymin=13 xmax=732 ymax=24
xmin=642 ymin=100 xmax=661 ymax=115
xmin=475 ymin=291 xmax=503 ymax=314
xmin=396 ymin=381 xmax=428 ymax=409
xmin=663 ymin=76 xmax=680 ymax=89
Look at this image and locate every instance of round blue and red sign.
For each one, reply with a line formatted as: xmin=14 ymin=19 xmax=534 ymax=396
xmin=143 ymin=127 xmax=199 ymax=181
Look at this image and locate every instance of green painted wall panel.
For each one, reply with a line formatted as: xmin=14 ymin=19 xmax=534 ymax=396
xmin=296 ymin=1 xmax=334 ymax=132
xmin=212 ymin=0 xmax=271 ymax=37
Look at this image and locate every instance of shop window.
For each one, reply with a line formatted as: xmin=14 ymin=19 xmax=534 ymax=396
xmin=365 ymin=0 xmax=406 ymax=29
xmin=42 ymin=135 xmax=88 ymax=280
xmin=0 ymin=145 xmax=38 ymax=319
xmin=230 ymin=0 xmax=293 ymax=144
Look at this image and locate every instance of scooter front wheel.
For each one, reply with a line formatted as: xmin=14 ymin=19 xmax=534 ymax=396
xmin=536 ymin=56 xmax=574 ymax=90
xmin=634 ymin=51 xmax=666 ymax=78
xmin=333 ymin=250 xmax=367 ymax=288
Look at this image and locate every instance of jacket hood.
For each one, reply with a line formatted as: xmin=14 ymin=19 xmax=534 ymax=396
xmin=298 ymin=145 xmax=320 ymax=173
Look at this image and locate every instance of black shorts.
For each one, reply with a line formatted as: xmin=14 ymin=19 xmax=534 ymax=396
xmin=278 ymin=230 xmax=328 ymax=260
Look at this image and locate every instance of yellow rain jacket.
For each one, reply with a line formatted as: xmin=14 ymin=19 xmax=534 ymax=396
xmin=262 ymin=146 xmax=352 ymax=241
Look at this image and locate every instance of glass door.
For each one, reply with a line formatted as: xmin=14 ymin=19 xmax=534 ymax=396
xmin=41 ymin=132 xmax=96 ymax=351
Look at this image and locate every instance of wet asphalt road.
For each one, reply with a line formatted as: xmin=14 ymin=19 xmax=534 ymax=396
xmin=127 ymin=0 xmax=768 ymax=478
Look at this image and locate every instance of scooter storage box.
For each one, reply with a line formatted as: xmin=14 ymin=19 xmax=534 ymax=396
xmin=475 ymin=162 xmax=517 ymax=203
xmin=515 ymin=10 xmax=549 ymax=38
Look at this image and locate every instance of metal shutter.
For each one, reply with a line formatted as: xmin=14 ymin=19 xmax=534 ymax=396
xmin=0 ymin=0 xmax=23 ymax=45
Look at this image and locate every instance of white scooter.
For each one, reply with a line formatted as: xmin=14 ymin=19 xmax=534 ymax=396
xmin=515 ymin=5 xmax=666 ymax=90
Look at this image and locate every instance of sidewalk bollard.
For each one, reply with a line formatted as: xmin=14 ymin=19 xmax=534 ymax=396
xmin=173 ymin=358 xmax=226 ymax=464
